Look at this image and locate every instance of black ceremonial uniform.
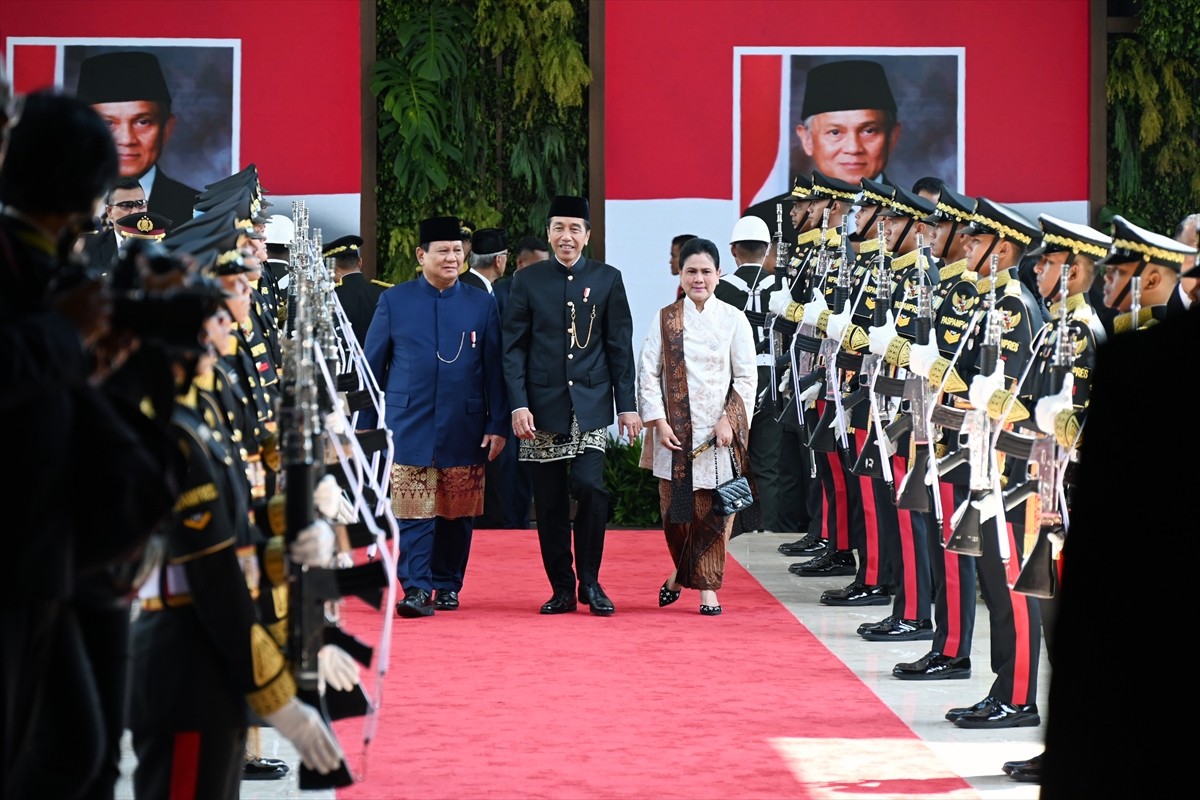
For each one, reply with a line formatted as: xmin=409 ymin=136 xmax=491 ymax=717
xmin=335 ymin=272 xmax=390 ymax=349
xmin=131 ymin=387 xmax=296 ymax=799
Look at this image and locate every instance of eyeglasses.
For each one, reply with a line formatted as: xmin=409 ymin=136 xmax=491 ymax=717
xmin=109 ymin=199 xmax=148 ymax=211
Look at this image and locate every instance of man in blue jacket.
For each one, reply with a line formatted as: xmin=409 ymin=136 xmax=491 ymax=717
xmin=360 ymin=216 xmax=509 ymax=616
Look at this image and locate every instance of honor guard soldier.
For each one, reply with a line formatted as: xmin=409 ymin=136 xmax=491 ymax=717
xmin=325 ymin=234 xmax=389 ymax=350
xmin=1099 ymin=214 xmax=1193 ymax=332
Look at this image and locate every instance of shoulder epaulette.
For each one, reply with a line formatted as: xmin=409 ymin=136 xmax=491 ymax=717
xmin=890 ymin=249 xmax=918 ymax=269
xmin=939 ymin=258 xmax=969 ymax=281
xmin=797 ymin=228 xmax=822 ymax=246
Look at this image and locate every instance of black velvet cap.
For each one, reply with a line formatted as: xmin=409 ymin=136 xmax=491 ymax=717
xmin=800 ymin=60 xmax=896 ymax=119
xmin=471 ymin=227 xmax=508 ymax=255
xmin=419 ymin=216 xmax=465 ymax=244
xmin=548 ymin=194 xmax=590 ymax=221
xmin=76 ymin=51 xmax=172 ymax=109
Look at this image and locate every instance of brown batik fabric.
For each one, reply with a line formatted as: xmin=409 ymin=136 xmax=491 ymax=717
xmin=658 ymin=479 xmax=733 ymax=590
xmin=659 ymin=299 xmax=694 ymax=524
xmin=391 ymin=463 xmax=485 ymax=520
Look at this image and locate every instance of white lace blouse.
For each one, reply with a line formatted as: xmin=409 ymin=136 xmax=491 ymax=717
xmin=637 ymin=299 xmax=758 ymax=488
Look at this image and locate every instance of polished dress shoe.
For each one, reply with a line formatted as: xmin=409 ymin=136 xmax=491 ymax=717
xmin=820 ymin=583 xmax=891 ymax=606
xmin=860 ymin=617 xmax=933 ymax=642
xmin=892 ymin=651 xmax=971 ymax=680
xmin=699 ymin=604 xmax=722 ymax=616
xmin=433 ymin=589 xmax=460 ymax=610
xmin=1002 ymin=752 xmax=1043 ymax=775
xmin=396 ymin=587 xmax=435 ymax=618
xmin=658 ymin=580 xmax=682 ymax=607
xmin=778 ymin=532 xmax=827 ymax=557
xmin=954 ymin=699 xmax=1040 ymax=729
xmin=540 ymin=591 xmax=578 ymax=614
xmin=777 ymin=535 xmax=811 ymax=553
xmin=945 ymin=695 xmax=997 ymax=722
xmin=1008 ymin=753 xmax=1044 ymax=782
xmin=244 ymin=756 xmax=288 ymax=780
xmin=857 ymin=615 xmax=895 ymax=635
xmin=789 ymin=549 xmax=856 ymax=577
xmin=580 ymin=583 xmax=615 ymax=616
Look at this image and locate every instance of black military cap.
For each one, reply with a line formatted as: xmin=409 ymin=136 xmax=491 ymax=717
xmin=164 ymin=217 xmax=251 ymax=275
xmin=202 ymin=163 xmax=263 ymax=193
xmin=471 ymin=227 xmax=507 ymax=255
xmin=459 ymin=219 xmax=475 ymax=240
xmin=800 ymin=59 xmax=897 ymax=119
xmin=323 ymin=235 xmax=363 ymax=259
xmin=790 ymin=174 xmax=813 ymax=201
xmin=1099 ymin=215 xmax=1197 ymax=271
xmin=809 ymin=170 xmax=859 ymax=202
xmin=921 ymin=185 xmax=976 ymax=225
xmin=963 ymin=197 xmax=1040 ymax=246
xmin=880 ymin=185 xmax=937 ymax=220
xmin=75 ymin=51 xmax=172 ymax=109
xmin=192 ymin=186 xmax=269 ymax=228
xmin=858 ymin=177 xmax=895 ymax=208
xmin=114 ymin=211 xmax=171 ymax=241
xmin=165 ymin=210 xmax=250 ymax=253
xmin=548 ymin=195 xmax=590 ymax=221
xmin=1028 ymin=214 xmax=1111 ymax=260
xmin=419 ymin=216 xmax=465 ymax=244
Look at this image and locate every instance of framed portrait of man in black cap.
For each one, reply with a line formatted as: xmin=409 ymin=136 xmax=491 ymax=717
xmin=62 ymin=42 xmax=237 ymax=230
xmin=786 ymin=52 xmax=961 ymax=192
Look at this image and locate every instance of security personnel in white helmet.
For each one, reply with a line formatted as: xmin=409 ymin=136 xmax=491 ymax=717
xmin=262 ymin=213 xmax=294 ymax=330
xmin=713 ymin=215 xmax=799 ymax=535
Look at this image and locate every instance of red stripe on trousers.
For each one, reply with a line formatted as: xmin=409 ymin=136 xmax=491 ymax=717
xmin=170 ymin=731 xmax=201 ymax=800
xmin=1006 ymin=521 xmax=1036 ymax=705
xmin=825 ymin=450 xmax=851 ymax=550
xmin=892 ymin=454 xmax=919 ymax=619
xmin=939 ymin=481 xmax=967 ymax=658
xmin=855 ymin=428 xmax=880 ymax=583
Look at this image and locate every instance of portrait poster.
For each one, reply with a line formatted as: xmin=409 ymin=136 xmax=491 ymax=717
xmin=60 ymin=40 xmax=239 ymax=193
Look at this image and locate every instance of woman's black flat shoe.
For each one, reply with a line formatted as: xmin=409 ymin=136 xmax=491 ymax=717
xmin=659 ymin=581 xmax=682 ymax=607
xmin=700 ymin=604 xmax=722 ymax=616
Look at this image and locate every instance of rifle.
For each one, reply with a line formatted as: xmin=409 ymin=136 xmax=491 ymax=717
xmin=766 ymin=202 xmax=788 ymax=416
xmin=944 ymin=255 xmax=1004 ymax=556
xmin=895 ymin=233 xmax=939 ymax=517
xmin=853 ymin=219 xmax=896 ymax=493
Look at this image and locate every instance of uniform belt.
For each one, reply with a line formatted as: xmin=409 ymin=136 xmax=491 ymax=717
xmin=137 ymin=563 xmax=192 ymax=610
xmin=140 ymin=595 xmax=194 ymax=612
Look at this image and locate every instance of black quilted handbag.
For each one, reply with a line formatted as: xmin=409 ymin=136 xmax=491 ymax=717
xmin=712 ymin=446 xmax=755 ymax=516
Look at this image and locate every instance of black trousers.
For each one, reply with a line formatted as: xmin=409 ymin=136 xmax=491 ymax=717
xmin=531 ymin=449 xmax=608 ymax=593
xmin=133 ymin=725 xmax=246 ymax=800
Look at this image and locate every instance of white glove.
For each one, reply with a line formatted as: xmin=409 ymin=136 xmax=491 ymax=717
xmin=324 ymin=411 xmax=346 ymax=436
xmin=263 ymin=697 xmax=344 ymax=775
xmin=968 ymin=361 xmax=1005 ymax=411
xmin=802 ymin=294 xmax=828 ymax=327
xmin=825 ymin=308 xmax=851 ymax=344
xmin=867 ymin=312 xmax=897 ymax=357
xmin=798 ymin=381 xmax=823 ymax=407
xmin=777 ymin=367 xmax=791 ymax=394
xmin=768 ymin=290 xmax=792 ymax=317
xmin=908 ymin=342 xmax=939 ymax=379
xmin=1034 ymin=374 xmax=1075 ymax=434
xmin=318 ymin=644 xmax=361 ymax=692
xmin=314 ymin=474 xmax=356 ymax=523
xmin=290 ymin=519 xmax=335 ymax=567
xmin=974 ymin=491 xmax=1000 ymax=523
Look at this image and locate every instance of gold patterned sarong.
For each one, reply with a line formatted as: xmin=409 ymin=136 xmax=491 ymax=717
xmin=390 ymin=463 xmax=485 ymax=520
xmin=518 ymin=413 xmax=607 ymax=463
xmin=658 ymin=480 xmax=734 ymax=590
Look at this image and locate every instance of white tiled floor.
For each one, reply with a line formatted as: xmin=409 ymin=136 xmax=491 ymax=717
xmin=114 ymin=530 xmax=1046 ymax=799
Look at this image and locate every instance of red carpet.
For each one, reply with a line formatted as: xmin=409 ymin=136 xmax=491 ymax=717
xmin=331 ymin=530 xmax=975 ymax=800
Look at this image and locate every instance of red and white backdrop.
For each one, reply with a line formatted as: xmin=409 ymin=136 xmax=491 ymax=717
xmin=1 ymin=0 xmax=362 ymax=241
xmin=604 ymin=0 xmax=1091 ymax=354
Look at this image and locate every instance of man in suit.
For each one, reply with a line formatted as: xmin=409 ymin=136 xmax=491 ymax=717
xmin=326 ymin=234 xmax=390 ymax=350
xmin=359 ymin=216 xmax=509 ymax=616
xmin=459 ymin=226 xmax=509 ymax=311
xmin=502 ymin=194 xmax=642 ymax=616
xmin=75 ymin=51 xmax=199 ymax=232
xmin=80 ymin=177 xmax=147 ymax=270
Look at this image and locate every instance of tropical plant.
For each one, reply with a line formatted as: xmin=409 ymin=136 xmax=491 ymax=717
xmin=603 ymin=433 xmax=662 ymax=529
xmin=372 ymin=0 xmax=591 ymax=283
xmin=1104 ymin=0 xmax=1200 ymax=230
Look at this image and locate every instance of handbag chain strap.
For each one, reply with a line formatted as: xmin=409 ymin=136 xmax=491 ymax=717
xmin=713 ymin=442 xmax=740 ymax=480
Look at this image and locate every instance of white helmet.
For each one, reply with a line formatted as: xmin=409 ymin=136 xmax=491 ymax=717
xmin=264 ymin=214 xmax=295 ymax=246
xmin=729 ymin=215 xmax=771 ymax=245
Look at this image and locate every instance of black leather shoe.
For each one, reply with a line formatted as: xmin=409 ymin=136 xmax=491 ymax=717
xmin=244 ymin=757 xmax=288 ymax=780
xmin=396 ymin=587 xmax=435 ymax=618
xmin=945 ymin=696 xmax=997 ymax=722
xmin=860 ymin=617 xmax=934 ymax=641
xmin=790 ymin=550 xmax=856 ymax=577
xmin=777 ymin=533 xmax=816 ymax=554
xmin=821 ymin=583 xmax=891 ymax=606
xmin=540 ymin=591 xmax=577 ymax=614
xmin=778 ymin=533 xmax=827 ymax=557
xmin=1008 ymin=753 xmax=1044 ymax=783
xmin=433 ymin=589 xmax=460 ymax=610
xmin=954 ymin=700 xmax=1040 ymax=729
xmin=892 ymin=651 xmax=971 ymax=680
xmin=699 ymin=604 xmax=722 ymax=616
xmin=1003 ymin=752 xmax=1043 ymax=776
xmin=857 ymin=615 xmax=895 ymax=635
xmin=580 ymin=584 xmax=615 ymax=616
